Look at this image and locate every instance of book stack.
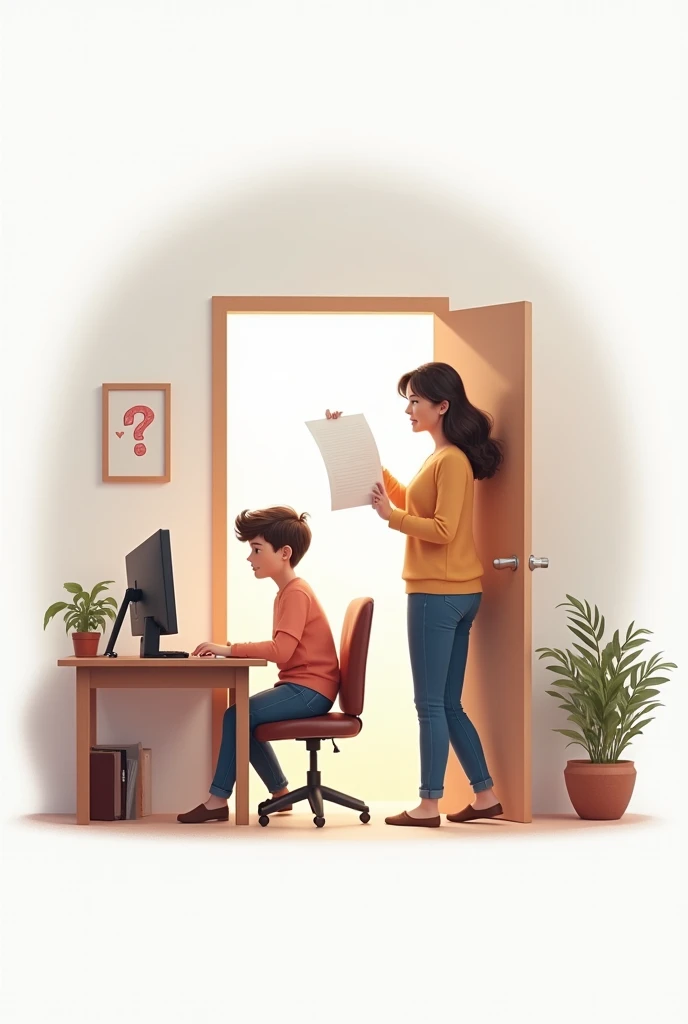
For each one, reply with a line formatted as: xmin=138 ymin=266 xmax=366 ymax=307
xmin=89 ymin=743 xmax=152 ymax=820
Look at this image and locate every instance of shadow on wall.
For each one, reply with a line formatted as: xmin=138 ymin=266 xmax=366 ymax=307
xmin=28 ymin=164 xmax=635 ymax=814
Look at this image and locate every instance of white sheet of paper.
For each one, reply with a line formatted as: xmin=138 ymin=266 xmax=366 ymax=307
xmin=306 ymin=414 xmax=383 ymax=511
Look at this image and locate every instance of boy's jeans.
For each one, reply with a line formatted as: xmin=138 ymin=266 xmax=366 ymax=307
xmin=407 ymin=593 xmax=494 ymax=799
xmin=209 ymin=682 xmax=333 ymax=798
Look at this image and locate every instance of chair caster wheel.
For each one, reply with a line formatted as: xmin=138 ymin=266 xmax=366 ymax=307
xmin=259 ymin=815 xmax=270 ymax=827
xmin=314 ymin=816 xmax=326 ymax=828
xmin=360 ymin=812 xmax=371 ymax=824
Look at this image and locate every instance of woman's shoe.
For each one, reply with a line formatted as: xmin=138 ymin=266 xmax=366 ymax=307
xmin=446 ymin=802 xmax=503 ymax=823
xmin=177 ymin=803 xmax=229 ymax=823
xmin=385 ymin=810 xmax=441 ymax=828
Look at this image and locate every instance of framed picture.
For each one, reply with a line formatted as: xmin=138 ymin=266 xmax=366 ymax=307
xmin=102 ymin=383 xmax=171 ymax=483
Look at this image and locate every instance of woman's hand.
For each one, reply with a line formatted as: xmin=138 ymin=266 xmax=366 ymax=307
xmin=371 ymin=481 xmax=392 ymax=520
xmin=192 ymin=641 xmax=228 ymax=658
xmin=325 ymin=409 xmax=343 ymax=419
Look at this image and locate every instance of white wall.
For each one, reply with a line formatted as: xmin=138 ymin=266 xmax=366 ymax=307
xmin=1 ymin=3 xmax=682 ymax=825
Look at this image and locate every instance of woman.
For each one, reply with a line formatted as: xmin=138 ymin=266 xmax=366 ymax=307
xmin=327 ymin=361 xmax=503 ymax=827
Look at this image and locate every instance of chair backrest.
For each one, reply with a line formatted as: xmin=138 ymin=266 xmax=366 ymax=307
xmin=338 ymin=597 xmax=374 ymax=717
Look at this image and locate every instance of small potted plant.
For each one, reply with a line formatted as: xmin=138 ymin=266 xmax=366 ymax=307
xmin=537 ymin=595 xmax=676 ymax=819
xmin=44 ymin=581 xmax=119 ymax=657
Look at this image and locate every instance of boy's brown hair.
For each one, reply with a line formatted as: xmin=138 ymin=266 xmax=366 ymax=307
xmin=234 ymin=506 xmax=312 ymax=568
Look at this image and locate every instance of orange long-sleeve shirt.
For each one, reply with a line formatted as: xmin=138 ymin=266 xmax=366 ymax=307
xmin=383 ymin=446 xmax=483 ymax=595
xmin=229 ymin=578 xmax=340 ymax=702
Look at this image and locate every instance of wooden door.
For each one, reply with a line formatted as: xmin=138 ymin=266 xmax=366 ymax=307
xmin=434 ymin=302 xmax=532 ymax=822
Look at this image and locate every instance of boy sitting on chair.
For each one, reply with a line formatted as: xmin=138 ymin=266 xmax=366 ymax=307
xmin=177 ymin=506 xmax=340 ymax=823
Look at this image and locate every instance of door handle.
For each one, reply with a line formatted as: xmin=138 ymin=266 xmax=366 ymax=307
xmin=493 ymin=556 xmax=519 ymax=571
xmin=529 ymin=556 xmax=549 ymax=570
xmin=493 ymin=555 xmax=550 ymax=572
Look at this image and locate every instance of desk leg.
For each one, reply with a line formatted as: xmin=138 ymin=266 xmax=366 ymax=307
xmin=234 ymin=668 xmax=250 ymax=825
xmin=76 ymin=669 xmax=91 ymax=824
xmin=211 ymin=688 xmax=229 ymax=771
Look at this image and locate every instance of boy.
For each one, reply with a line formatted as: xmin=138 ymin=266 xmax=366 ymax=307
xmin=177 ymin=506 xmax=340 ymax=823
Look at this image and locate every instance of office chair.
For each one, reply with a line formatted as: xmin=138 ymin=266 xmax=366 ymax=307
xmin=255 ymin=596 xmax=374 ymax=828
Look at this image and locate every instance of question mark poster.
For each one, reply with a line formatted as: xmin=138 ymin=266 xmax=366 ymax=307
xmin=102 ymin=383 xmax=170 ymax=482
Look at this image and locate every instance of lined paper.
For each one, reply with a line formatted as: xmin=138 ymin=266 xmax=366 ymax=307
xmin=306 ymin=414 xmax=383 ymax=511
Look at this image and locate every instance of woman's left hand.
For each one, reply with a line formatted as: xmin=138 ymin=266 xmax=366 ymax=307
xmin=371 ymin=481 xmax=392 ymax=521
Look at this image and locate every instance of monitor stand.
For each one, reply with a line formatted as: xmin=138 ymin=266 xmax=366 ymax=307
xmin=140 ymin=616 xmax=163 ymax=657
xmin=103 ymin=587 xmax=142 ymax=658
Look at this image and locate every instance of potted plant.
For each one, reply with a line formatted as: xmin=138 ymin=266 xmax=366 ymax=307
xmin=537 ymin=595 xmax=676 ymax=819
xmin=44 ymin=581 xmax=119 ymax=657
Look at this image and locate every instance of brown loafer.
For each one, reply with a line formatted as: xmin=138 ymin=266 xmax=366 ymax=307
xmin=446 ymin=802 xmax=503 ymax=823
xmin=385 ymin=810 xmax=441 ymax=828
xmin=177 ymin=802 xmax=229 ymax=824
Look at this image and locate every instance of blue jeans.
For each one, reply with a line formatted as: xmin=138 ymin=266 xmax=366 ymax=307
xmin=209 ymin=683 xmax=333 ymax=798
xmin=407 ymin=593 xmax=493 ymax=799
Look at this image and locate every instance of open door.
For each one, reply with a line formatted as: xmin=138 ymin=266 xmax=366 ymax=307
xmin=434 ymin=302 xmax=533 ymax=822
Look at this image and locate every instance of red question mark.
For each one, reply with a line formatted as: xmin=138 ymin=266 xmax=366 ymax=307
xmin=123 ymin=405 xmax=155 ymax=456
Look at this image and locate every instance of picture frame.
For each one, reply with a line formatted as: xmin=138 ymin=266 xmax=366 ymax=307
xmin=102 ymin=383 xmax=171 ymax=483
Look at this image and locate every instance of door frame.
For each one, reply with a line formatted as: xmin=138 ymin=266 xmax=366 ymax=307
xmin=210 ymin=296 xmax=531 ymax=819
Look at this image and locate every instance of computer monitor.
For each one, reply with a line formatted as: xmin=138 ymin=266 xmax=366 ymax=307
xmin=104 ymin=529 xmax=183 ymax=658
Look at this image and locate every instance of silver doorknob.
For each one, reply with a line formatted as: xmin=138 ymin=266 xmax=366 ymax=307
xmin=493 ymin=556 xmax=519 ymax=571
xmin=529 ymin=556 xmax=549 ymax=570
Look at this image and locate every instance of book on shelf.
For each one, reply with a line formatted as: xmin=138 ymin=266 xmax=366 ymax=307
xmin=89 ymin=750 xmax=121 ymax=820
xmin=141 ymin=748 xmax=152 ymax=816
xmin=91 ymin=743 xmax=142 ymax=818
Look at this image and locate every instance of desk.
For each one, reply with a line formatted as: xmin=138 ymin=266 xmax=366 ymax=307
xmin=57 ymin=656 xmax=267 ymax=825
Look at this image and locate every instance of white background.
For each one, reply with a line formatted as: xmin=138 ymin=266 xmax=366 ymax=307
xmin=1 ymin=2 xmax=684 ymax=1022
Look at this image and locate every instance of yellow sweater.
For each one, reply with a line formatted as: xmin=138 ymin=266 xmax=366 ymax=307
xmin=384 ymin=446 xmax=483 ymax=595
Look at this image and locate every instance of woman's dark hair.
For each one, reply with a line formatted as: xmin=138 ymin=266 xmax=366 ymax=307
xmin=397 ymin=362 xmax=503 ymax=480
xmin=234 ymin=506 xmax=311 ymax=567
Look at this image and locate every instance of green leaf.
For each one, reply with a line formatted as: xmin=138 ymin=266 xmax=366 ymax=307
xmin=568 ymin=616 xmax=598 ymax=637
xmin=90 ymin=580 xmax=115 ymax=601
xmin=569 ymin=629 xmax=599 ymax=653
xmin=63 ymin=582 xmax=84 ymax=595
xmin=617 ymin=650 xmax=643 ymax=673
xmin=43 ymin=601 xmax=69 ymax=629
xmin=554 ymin=728 xmax=587 ymax=743
xmin=596 ymin=615 xmax=605 ymax=641
xmin=623 ymin=638 xmax=651 ymax=651
xmin=564 ymin=595 xmax=586 ymax=615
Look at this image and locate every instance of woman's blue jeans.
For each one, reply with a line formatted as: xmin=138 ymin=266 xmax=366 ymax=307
xmin=407 ymin=593 xmax=493 ymax=799
xmin=209 ymin=682 xmax=333 ymax=798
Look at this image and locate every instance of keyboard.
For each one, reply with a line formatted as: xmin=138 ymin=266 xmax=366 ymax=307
xmin=156 ymin=650 xmax=189 ymax=658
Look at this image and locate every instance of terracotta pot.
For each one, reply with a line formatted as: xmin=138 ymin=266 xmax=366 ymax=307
xmin=564 ymin=759 xmax=636 ymax=820
xmin=72 ymin=632 xmax=100 ymax=657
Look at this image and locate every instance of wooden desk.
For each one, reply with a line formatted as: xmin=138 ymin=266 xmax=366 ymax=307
xmin=57 ymin=656 xmax=267 ymax=825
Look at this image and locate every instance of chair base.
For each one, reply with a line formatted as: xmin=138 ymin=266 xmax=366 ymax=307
xmin=257 ymin=739 xmax=370 ymax=828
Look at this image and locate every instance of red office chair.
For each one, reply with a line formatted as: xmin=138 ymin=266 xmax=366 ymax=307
xmin=255 ymin=597 xmax=374 ymax=828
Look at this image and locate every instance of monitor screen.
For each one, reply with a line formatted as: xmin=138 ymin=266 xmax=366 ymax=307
xmin=125 ymin=529 xmax=177 ymax=638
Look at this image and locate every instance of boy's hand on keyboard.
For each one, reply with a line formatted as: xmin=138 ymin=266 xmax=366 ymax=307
xmin=192 ymin=641 xmax=227 ymax=658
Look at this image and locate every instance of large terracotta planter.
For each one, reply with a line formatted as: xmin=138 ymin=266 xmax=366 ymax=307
xmin=564 ymin=759 xmax=636 ymax=820
xmin=72 ymin=632 xmax=100 ymax=657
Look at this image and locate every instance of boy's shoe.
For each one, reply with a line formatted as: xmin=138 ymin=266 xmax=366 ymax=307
xmin=177 ymin=803 xmax=229 ymax=824
xmin=446 ymin=802 xmax=503 ymax=823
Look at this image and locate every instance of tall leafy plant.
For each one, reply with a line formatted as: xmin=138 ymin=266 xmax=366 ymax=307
xmin=44 ymin=581 xmax=118 ymax=634
xmin=536 ymin=595 xmax=676 ymax=763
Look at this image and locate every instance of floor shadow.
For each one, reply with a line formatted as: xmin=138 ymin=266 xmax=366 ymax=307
xmin=20 ymin=810 xmax=657 ymax=844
